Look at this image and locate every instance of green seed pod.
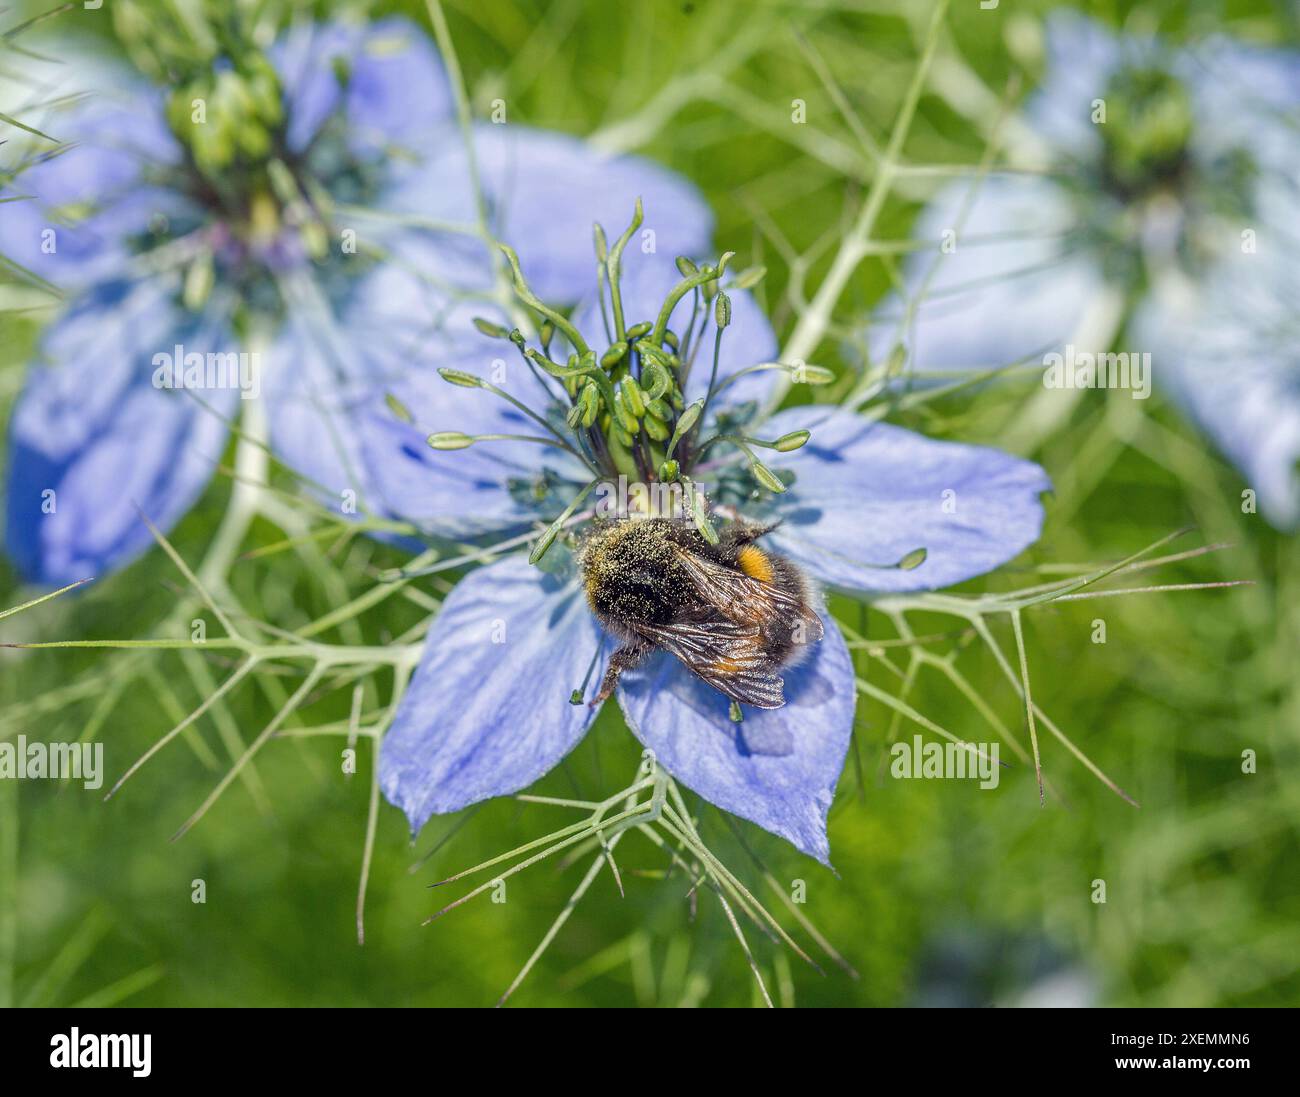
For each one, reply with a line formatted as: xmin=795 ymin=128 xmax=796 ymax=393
xmin=601 ymin=341 xmax=628 ymax=368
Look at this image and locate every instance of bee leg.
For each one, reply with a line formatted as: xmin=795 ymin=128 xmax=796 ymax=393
xmin=591 ymin=641 xmax=652 ymax=706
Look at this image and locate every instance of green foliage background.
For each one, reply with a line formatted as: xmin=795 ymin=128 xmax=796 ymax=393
xmin=1 ymin=0 xmax=1297 ymax=1007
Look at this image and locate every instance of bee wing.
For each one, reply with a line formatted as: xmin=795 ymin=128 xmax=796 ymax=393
xmin=636 ymin=612 xmax=786 ymax=709
xmin=672 ymin=545 xmax=823 ymax=638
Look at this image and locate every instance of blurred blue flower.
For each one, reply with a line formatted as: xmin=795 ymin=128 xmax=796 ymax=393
xmin=3 ymin=17 xmax=713 ymax=584
xmin=376 ymin=252 xmax=1051 ymax=864
xmin=870 ymin=13 xmax=1300 ymax=526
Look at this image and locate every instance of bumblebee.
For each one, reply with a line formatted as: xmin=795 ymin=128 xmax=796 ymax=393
xmin=580 ymin=517 xmax=823 ymax=709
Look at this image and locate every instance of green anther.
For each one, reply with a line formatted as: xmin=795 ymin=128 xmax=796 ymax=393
xmin=611 ymin=421 xmax=635 ymax=448
xmin=730 ymin=265 xmax=766 ymax=290
xmin=621 ymin=376 xmax=646 ymax=417
xmin=182 ymin=251 xmax=214 ymax=311
xmin=593 ymin=222 xmax=609 ymax=263
xmin=750 ymin=459 xmax=788 ymax=494
xmin=529 ymin=480 xmax=598 ymax=566
xmin=626 ymin=321 xmax=652 ymax=340
xmin=428 ymin=432 xmax=475 ymax=450
xmin=715 ymin=291 xmax=731 ymax=329
xmin=642 ymin=415 xmax=669 ymax=442
xmin=796 ymin=363 xmax=836 ymax=384
xmin=639 ymin=342 xmax=673 ymax=369
xmin=385 ymin=393 xmax=414 ymax=423
xmin=613 ymin=388 xmax=639 ymax=433
xmin=773 ymin=430 xmax=811 ymax=452
xmin=509 ymin=328 xmax=527 ymax=351
xmin=601 ymin=342 xmax=628 ymax=368
xmin=438 ymin=368 xmax=483 ymax=389
xmin=579 ymin=382 xmax=600 ymax=427
xmin=644 ymin=397 xmax=671 ymax=421
xmin=473 ymin=317 xmax=509 ymax=339
xmin=663 ymin=329 xmax=680 ymax=350
xmin=667 ymin=399 xmax=703 ymax=459
xmin=659 ymin=459 xmax=680 ymax=481
xmin=675 ymin=256 xmax=699 ymax=276
xmin=716 ymin=251 xmax=736 ymax=277
xmin=681 ymin=475 xmax=719 ymax=545
xmin=729 ymin=701 xmax=744 ymax=723
xmin=897 ymin=547 xmax=928 ymax=571
xmin=540 ymin=322 xmax=555 ymax=351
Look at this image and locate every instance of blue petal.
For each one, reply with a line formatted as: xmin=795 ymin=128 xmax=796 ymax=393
xmin=379 ymin=556 xmax=608 ymax=832
xmin=270 ymin=259 xmax=586 ymax=536
xmin=1181 ymin=38 xmax=1300 ymax=178
xmin=1133 ymin=181 xmax=1300 ymax=528
xmin=618 ymin=611 xmax=854 ymax=865
xmin=264 ymin=302 xmax=381 ymax=514
xmin=405 ymin=124 xmax=715 ymax=303
xmin=570 ymin=254 xmax=781 ymax=408
xmin=869 ymin=175 xmax=1105 ymax=376
xmin=5 ymin=281 xmax=235 ymax=585
xmin=1025 ymin=12 xmax=1126 ymax=160
xmin=756 ymin=407 xmax=1050 ymax=593
xmin=272 ymin=17 xmax=452 ymax=157
xmin=0 ymin=63 xmax=189 ymax=290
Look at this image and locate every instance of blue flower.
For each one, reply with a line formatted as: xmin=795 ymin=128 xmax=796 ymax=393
xmin=3 ymin=17 xmax=715 ymax=584
xmin=868 ymin=13 xmax=1300 ymax=526
xmin=376 ymin=250 xmax=1051 ymax=864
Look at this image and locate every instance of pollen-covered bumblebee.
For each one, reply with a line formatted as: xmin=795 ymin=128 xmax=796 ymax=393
xmin=580 ymin=517 xmax=823 ymax=709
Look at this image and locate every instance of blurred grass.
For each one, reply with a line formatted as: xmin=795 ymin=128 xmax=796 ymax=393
xmin=1 ymin=0 xmax=1297 ymax=1007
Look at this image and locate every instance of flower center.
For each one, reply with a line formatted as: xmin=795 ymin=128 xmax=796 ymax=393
xmin=1097 ymin=67 xmax=1193 ymax=202
xmin=130 ymin=29 xmax=385 ymax=319
xmin=420 ymin=202 xmax=822 ymax=562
